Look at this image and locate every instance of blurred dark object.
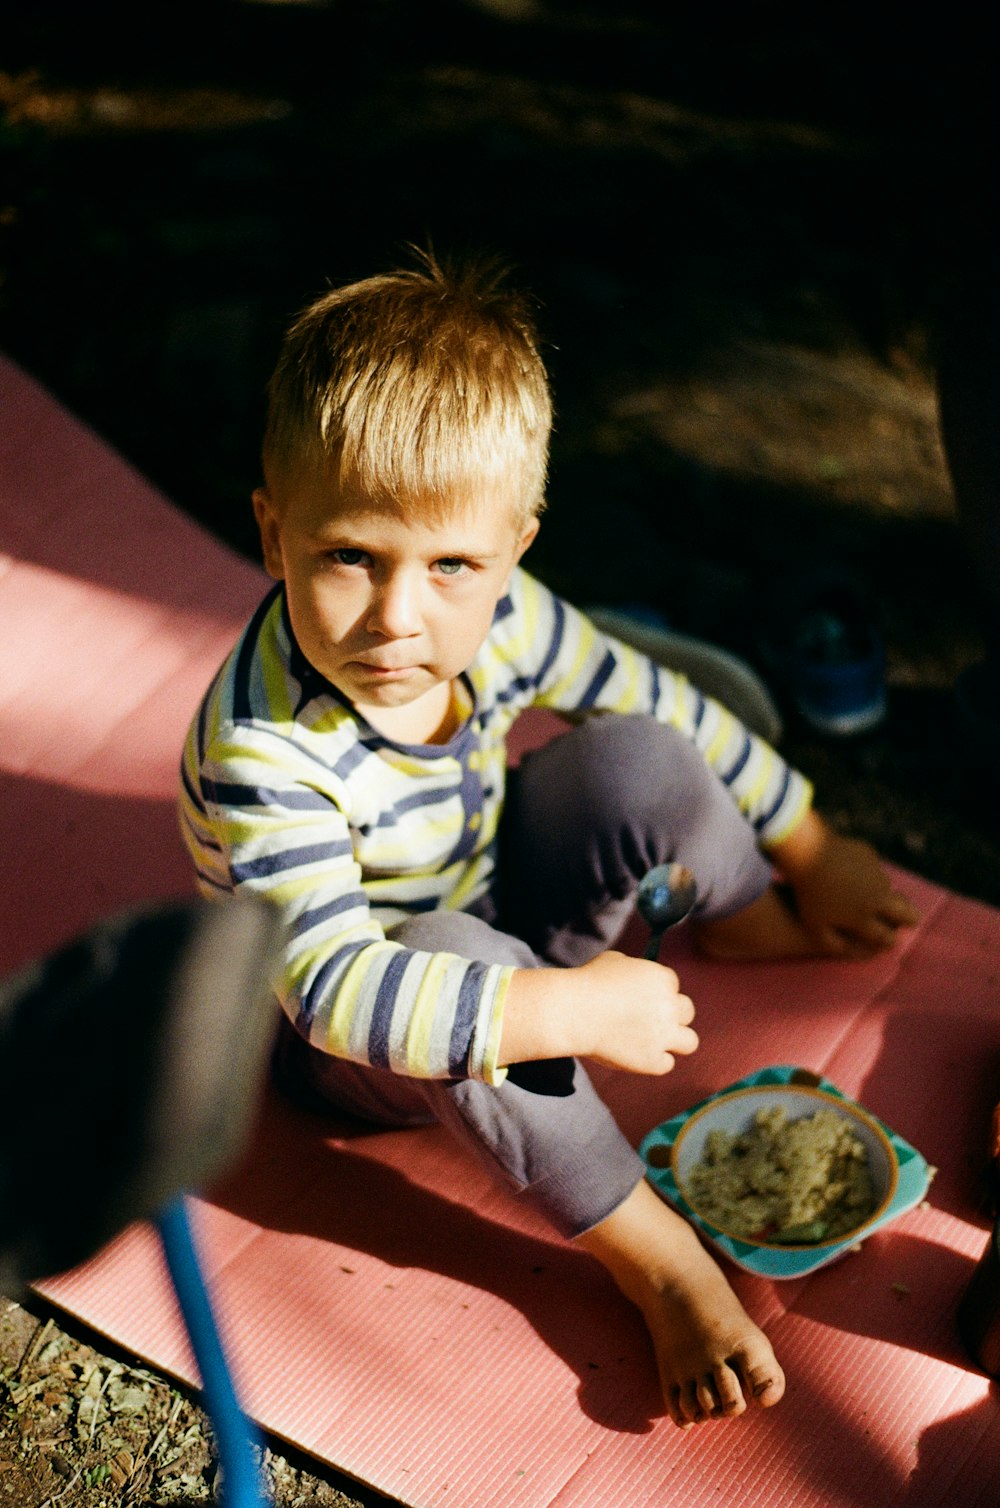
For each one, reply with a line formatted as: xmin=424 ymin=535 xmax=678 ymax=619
xmin=955 ymin=660 xmax=1000 ymax=784
xmin=754 ymin=569 xmax=887 ymax=738
xmin=956 ymin=1090 xmax=1000 ymax=1380
xmin=957 ymin=1217 xmax=1000 ymax=1381
xmin=0 ymin=895 xmax=284 ymax=1293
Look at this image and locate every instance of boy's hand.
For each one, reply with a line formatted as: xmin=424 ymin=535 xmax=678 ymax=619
xmin=773 ymin=810 xmax=920 ymax=958
xmin=500 ymin=952 xmax=698 ymax=1076
xmin=573 ymin=952 xmax=699 ymax=1074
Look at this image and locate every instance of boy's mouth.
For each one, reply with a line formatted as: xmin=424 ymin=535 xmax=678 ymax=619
xmin=352 ymin=660 xmax=417 ymax=678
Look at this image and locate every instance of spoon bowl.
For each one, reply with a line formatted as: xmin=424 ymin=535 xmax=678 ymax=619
xmin=637 ymin=863 xmax=697 ymax=960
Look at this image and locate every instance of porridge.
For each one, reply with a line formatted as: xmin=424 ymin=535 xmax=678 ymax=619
xmin=683 ymin=1104 xmax=877 ymax=1243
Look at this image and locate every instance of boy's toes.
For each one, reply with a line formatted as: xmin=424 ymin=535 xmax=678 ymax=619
xmin=678 ymin=1380 xmax=708 ymax=1426
xmin=738 ymin=1346 xmax=786 ymax=1409
xmin=680 ymin=1377 xmax=734 ymax=1427
xmin=709 ymin=1364 xmax=747 ymax=1417
xmin=695 ymin=1375 xmax=722 ymax=1418
xmin=672 ymin=1368 xmax=749 ymax=1426
xmin=662 ymin=1346 xmax=783 ymax=1427
xmin=664 ymin=1384 xmax=697 ymax=1429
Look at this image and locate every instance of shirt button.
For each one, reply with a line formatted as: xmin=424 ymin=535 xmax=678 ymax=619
xmin=467 ymin=751 xmax=480 ymax=770
xmin=468 ymin=812 xmax=482 ymax=831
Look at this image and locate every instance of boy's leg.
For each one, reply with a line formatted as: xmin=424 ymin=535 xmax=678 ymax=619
xmin=284 ymin=920 xmax=738 ymax=1409
xmin=492 ymin=717 xmax=785 ymax=1421
xmin=498 ymin=713 xmax=775 ymax=965
xmin=273 ymin=910 xmax=647 ymax=1238
xmin=275 ymin=904 xmax=784 ymax=1425
xmin=576 ymin=1177 xmax=785 ymax=1425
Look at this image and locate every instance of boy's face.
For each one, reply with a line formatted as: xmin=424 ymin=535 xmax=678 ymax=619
xmin=253 ymin=470 xmax=538 ymax=730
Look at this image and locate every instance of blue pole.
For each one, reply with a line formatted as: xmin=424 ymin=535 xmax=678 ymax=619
xmin=157 ymin=1196 xmax=270 ymax=1508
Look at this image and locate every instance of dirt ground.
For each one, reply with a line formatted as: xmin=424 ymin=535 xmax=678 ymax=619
xmin=1 ymin=4 xmax=996 ymax=1504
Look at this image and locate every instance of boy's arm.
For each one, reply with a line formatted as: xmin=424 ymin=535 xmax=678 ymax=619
xmin=505 ymin=575 xmax=917 ymax=959
xmin=506 ymin=571 xmax=811 ymax=850
xmin=182 ymin=727 xmax=514 ymax=1084
xmin=185 ymin=727 xmax=701 ymax=1083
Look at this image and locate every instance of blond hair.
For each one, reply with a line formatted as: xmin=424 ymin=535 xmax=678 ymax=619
xmin=262 ymin=250 xmax=552 ymax=526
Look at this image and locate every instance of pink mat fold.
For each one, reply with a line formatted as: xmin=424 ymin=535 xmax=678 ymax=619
xmin=3 ymin=354 xmax=998 ymax=1506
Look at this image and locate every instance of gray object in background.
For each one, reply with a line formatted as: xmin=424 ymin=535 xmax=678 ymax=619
xmin=587 ymin=606 xmax=783 ymax=746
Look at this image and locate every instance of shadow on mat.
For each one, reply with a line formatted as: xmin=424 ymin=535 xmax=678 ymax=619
xmin=209 ymin=1083 xmax=663 ymax=1435
xmin=860 ymin=1006 xmax=1000 ymax=1223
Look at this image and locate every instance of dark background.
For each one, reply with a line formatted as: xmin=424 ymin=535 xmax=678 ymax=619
xmin=2 ymin=1 xmax=997 ymax=909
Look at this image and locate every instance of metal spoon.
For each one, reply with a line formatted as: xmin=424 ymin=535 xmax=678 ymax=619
xmin=637 ymin=863 xmax=697 ymax=961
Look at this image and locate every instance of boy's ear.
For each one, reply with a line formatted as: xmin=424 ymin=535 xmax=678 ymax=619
xmin=252 ymin=487 xmax=285 ymax=580
xmin=503 ymin=517 xmax=539 ymax=593
xmin=515 ymin=516 xmax=540 ymax=562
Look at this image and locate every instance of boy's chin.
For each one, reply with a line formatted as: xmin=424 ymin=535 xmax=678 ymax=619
xmin=347 ymin=672 xmax=428 ymax=705
xmin=346 ymin=674 xmax=458 ymax=743
xmin=341 ymin=670 xmax=442 ymax=716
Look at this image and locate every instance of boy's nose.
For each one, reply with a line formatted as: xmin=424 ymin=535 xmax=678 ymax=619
xmin=367 ymin=573 xmax=421 ymax=638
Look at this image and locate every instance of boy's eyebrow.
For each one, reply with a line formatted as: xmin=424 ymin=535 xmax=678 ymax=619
xmin=438 ymin=548 xmax=503 ymax=562
xmin=305 ymin=522 xmax=504 ymax=562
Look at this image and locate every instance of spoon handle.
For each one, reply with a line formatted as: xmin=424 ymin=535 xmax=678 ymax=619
xmin=644 ymin=929 xmax=665 ymax=962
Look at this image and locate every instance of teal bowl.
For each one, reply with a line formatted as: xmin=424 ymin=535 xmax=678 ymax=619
xmin=640 ymin=1065 xmax=932 ymax=1279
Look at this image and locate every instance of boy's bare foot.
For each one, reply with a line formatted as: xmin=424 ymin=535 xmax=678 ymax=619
xmin=692 ymin=885 xmax=814 ymax=961
xmin=695 ymin=816 xmax=921 ymax=962
xmin=577 ymin=1179 xmax=785 ymax=1427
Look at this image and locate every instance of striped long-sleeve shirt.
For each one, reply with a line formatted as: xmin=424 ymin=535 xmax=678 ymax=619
xmin=179 ymin=568 xmax=812 ymax=1084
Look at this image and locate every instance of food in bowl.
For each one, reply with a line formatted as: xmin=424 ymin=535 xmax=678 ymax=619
xmin=683 ymin=1102 xmax=877 ymax=1244
xmin=641 ymin=1070 xmax=926 ymax=1277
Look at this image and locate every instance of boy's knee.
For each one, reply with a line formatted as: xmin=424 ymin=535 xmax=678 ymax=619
xmin=442 ymin=1065 xmax=646 ymax=1238
xmin=566 ymin=714 xmax=721 ymax=826
xmin=567 ymin=715 xmax=770 ymax=916
xmin=513 ymin=712 xmax=744 ymax=877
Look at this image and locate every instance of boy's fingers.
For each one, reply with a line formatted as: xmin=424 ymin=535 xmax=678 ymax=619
xmin=880 ymin=891 xmax=921 ymax=927
xmin=670 ymin=1026 xmax=700 ymax=1058
xmin=846 ymin=918 xmax=899 ymax=953
xmin=675 ymin=992 xmax=696 ymax=1026
xmin=815 ymin=924 xmax=852 ymax=957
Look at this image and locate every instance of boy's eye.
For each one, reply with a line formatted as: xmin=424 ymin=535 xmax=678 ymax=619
xmin=330 ymin=548 xmax=369 ymax=567
xmin=435 ymin=558 xmax=467 ymax=576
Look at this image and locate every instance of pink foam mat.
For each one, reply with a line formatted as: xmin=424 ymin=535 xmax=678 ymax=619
xmin=3 ymin=353 xmax=998 ymax=1505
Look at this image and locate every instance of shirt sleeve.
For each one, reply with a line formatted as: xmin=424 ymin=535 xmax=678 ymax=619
xmin=509 ymin=572 xmax=812 ymax=849
xmin=180 ymin=722 xmax=513 ymax=1083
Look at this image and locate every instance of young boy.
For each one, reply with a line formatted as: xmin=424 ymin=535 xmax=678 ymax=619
xmin=179 ymin=254 xmax=919 ymax=1428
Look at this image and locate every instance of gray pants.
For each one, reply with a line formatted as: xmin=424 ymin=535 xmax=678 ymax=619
xmin=275 ymin=715 xmax=772 ymax=1238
